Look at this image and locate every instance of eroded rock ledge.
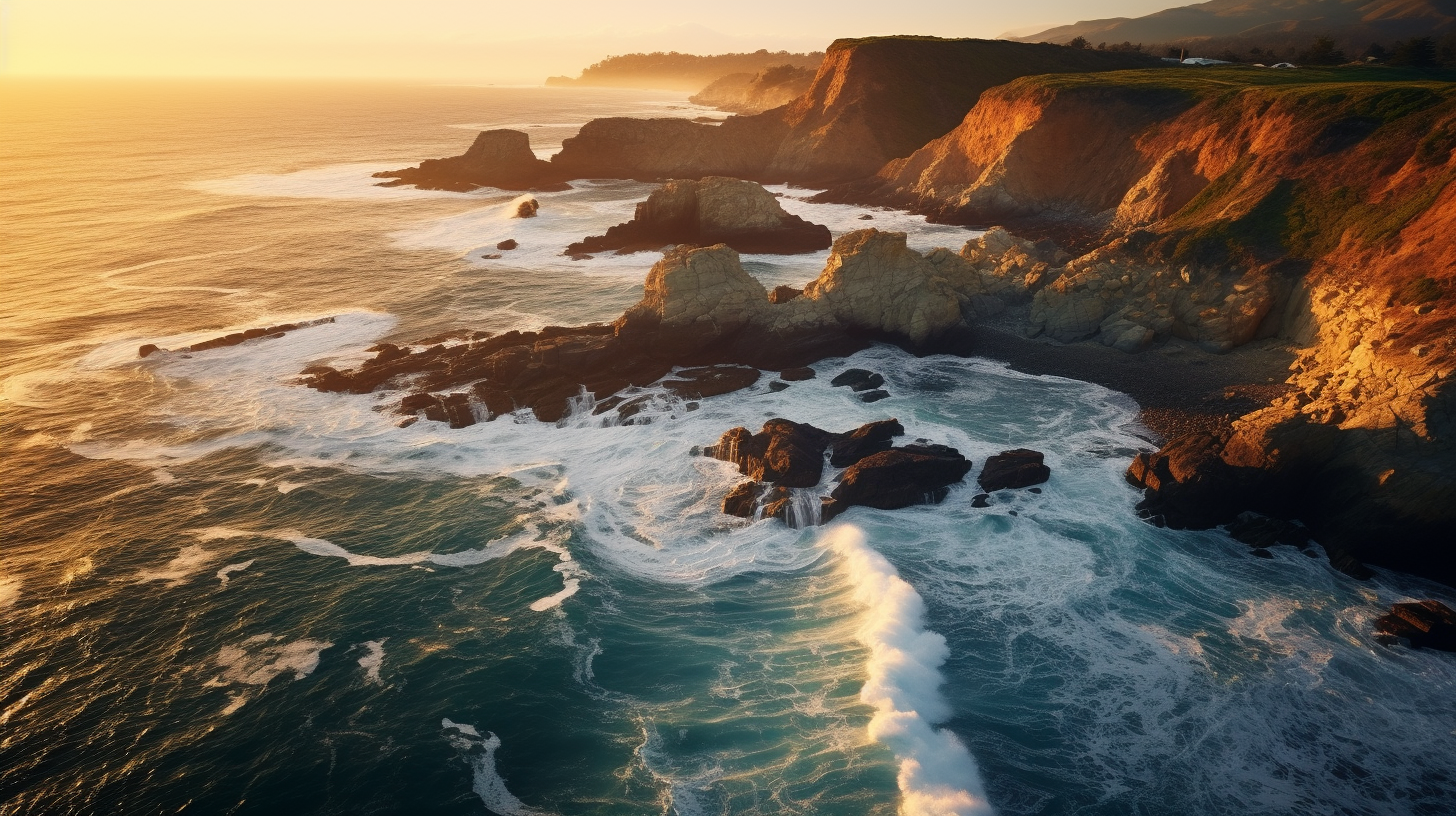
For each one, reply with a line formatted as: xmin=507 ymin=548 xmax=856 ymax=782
xmin=301 ymin=228 xmax=985 ymax=424
xmin=565 ymin=177 xmax=831 ymax=256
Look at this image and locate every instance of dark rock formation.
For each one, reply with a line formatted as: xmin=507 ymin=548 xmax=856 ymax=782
xmin=497 ymin=239 xmax=518 ymax=250
xmin=140 ymin=318 xmax=336 ymax=358
xmin=829 ymin=443 xmax=973 ymax=511
xmin=779 ymin=367 xmax=815 ymax=381
xmin=723 ymin=481 xmax=766 ymax=518
xmin=1125 ymin=432 xmax=1253 ymax=531
xmin=830 ymin=368 xmax=884 ymax=391
xmin=705 ymin=418 xmax=968 ymax=524
xmin=978 ymin=449 xmax=1051 ymax=492
xmin=1224 ymin=512 xmax=1313 ymax=551
xmin=705 ymin=419 xmax=834 ymax=488
xmin=514 ymin=198 xmax=539 ymax=218
xmin=565 ymin=177 xmax=831 ymax=256
xmin=1374 ymin=601 xmax=1456 ymax=651
xmin=829 ymin=419 xmax=905 ymax=467
xmin=859 ymin=390 xmax=890 ymax=403
xmin=662 ymin=365 xmax=761 ymax=398
xmin=372 ymin=130 xmax=570 ymax=192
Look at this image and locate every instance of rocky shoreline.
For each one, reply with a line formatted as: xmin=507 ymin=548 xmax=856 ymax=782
xmin=276 ymin=36 xmax=1456 ymax=592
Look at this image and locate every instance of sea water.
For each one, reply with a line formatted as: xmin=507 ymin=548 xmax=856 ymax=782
xmin=2 ymin=79 xmax=1455 ymax=816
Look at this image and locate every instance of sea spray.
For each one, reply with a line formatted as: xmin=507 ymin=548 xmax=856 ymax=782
xmin=826 ymin=524 xmax=994 ymax=816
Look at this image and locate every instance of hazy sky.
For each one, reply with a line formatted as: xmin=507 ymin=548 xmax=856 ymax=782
xmin=2 ymin=0 xmax=1180 ymax=83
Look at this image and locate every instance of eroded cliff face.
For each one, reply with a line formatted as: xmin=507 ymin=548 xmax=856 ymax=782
xmin=383 ymin=38 xmax=1159 ymax=191
xmin=899 ymin=71 xmax=1456 ymax=582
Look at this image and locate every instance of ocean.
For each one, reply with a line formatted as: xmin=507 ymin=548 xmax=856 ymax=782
xmin=2 ymin=78 xmax=1454 ymax=816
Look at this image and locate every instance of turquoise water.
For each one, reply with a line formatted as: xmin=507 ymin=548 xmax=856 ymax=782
xmin=3 ymin=79 xmax=1455 ymax=816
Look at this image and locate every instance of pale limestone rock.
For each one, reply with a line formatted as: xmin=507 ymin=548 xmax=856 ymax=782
xmin=630 ymin=244 xmax=768 ymax=333
xmin=801 ymin=230 xmax=963 ymax=344
xmin=693 ymin=176 xmax=787 ymax=232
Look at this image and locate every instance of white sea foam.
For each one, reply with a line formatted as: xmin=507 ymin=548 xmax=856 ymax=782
xmin=135 ymin=544 xmax=218 ymax=587
xmin=97 ymin=245 xmax=260 ymax=296
xmin=358 ymin=640 xmax=386 ymax=684
xmin=216 ymin=560 xmax=254 ymax=587
xmin=0 ymin=577 xmax=21 ymax=609
xmin=210 ymin=634 xmax=333 ymax=714
xmin=188 ymin=525 xmax=583 ymax=611
xmin=826 ymin=525 xmax=994 ymax=816
xmin=441 ymin=719 xmax=546 ymax=815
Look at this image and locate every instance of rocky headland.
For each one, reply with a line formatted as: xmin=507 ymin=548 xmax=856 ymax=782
xmin=565 ymin=177 xmax=831 ymax=255
xmin=689 ymin=64 xmax=816 ymax=114
xmin=381 ymin=38 xmax=1158 ymax=192
xmin=345 ymin=38 xmax=1456 ymax=588
xmin=835 ymin=67 xmax=1455 ymax=585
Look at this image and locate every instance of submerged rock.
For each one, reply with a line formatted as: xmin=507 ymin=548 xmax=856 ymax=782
xmin=565 ymin=177 xmax=831 ymax=256
xmin=830 ymin=368 xmax=883 ymax=392
xmin=140 ymin=317 xmax=335 ymax=358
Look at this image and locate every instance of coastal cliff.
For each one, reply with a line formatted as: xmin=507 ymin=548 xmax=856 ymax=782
xmin=864 ymin=67 xmax=1455 ymax=583
xmin=383 ymin=38 xmax=1158 ymax=191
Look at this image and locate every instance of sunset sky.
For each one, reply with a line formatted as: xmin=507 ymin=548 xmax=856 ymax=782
xmin=2 ymin=0 xmax=1180 ymax=83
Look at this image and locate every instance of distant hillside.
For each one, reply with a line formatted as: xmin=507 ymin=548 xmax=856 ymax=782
xmin=1014 ymin=0 xmax=1456 ymax=55
xmin=545 ymin=50 xmax=824 ymax=92
xmin=689 ymin=65 xmax=817 ymax=113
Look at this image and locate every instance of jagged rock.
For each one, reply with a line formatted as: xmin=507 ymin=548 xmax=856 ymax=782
xmin=769 ymin=285 xmax=803 ymax=304
xmin=803 ymin=230 xmax=965 ymax=346
xmin=1126 ymin=433 xmax=1254 ymax=531
xmin=829 ymin=419 xmax=905 ymax=467
xmin=971 ymin=493 xmax=991 ymax=508
xmin=723 ymin=481 xmax=766 ymax=518
xmin=373 ymin=130 xmax=569 ymax=192
xmin=514 ymin=198 xmax=539 ymax=218
xmin=1374 ymin=601 xmax=1456 ymax=651
xmin=830 ymin=369 xmax=884 ymax=391
xmin=830 ymin=443 xmax=972 ymax=510
xmin=497 ymin=239 xmax=518 ymax=250
xmin=705 ymin=419 xmax=834 ymax=488
xmin=142 ymin=318 xmax=335 ymax=358
xmin=768 ymin=380 xmax=790 ymax=392
xmin=978 ymin=449 xmax=1050 ymax=492
xmin=442 ymin=393 xmax=476 ymax=429
xmin=566 ymin=177 xmax=831 ymax=256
